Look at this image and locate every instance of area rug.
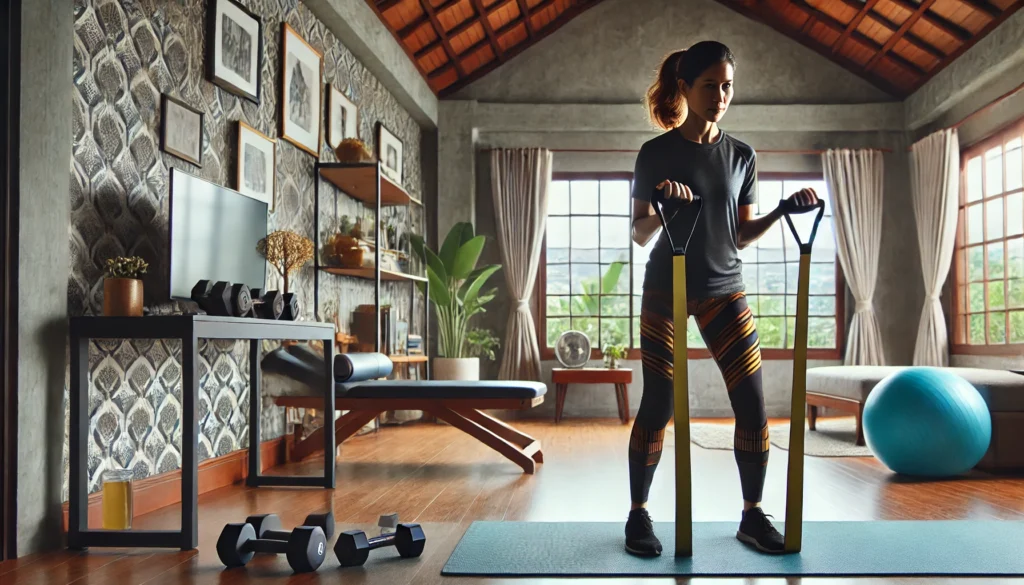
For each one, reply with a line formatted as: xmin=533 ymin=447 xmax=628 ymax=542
xmin=682 ymin=417 xmax=873 ymax=457
xmin=441 ymin=520 xmax=1024 ymax=576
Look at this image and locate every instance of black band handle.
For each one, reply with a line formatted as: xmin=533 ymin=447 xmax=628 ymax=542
xmin=651 ymin=188 xmax=703 ymax=256
xmin=779 ymin=199 xmax=825 ymax=254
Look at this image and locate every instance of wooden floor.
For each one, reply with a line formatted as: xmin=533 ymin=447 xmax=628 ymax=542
xmin=4 ymin=418 xmax=1024 ymax=584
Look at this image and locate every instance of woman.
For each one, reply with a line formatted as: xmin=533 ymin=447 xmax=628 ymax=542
xmin=625 ymin=41 xmax=819 ymax=557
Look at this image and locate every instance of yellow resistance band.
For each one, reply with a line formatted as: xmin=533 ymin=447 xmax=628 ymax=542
xmin=783 ymin=251 xmax=810 ymax=553
xmin=673 ymin=254 xmax=692 ymax=558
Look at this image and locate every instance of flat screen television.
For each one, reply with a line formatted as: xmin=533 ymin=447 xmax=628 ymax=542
xmin=168 ymin=167 xmax=268 ymax=301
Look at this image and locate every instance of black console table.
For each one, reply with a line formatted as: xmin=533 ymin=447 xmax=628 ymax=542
xmin=68 ymin=315 xmax=336 ymax=551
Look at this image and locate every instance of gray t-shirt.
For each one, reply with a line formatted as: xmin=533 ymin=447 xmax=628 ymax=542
xmin=631 ymin=129 xmax=757 ymax=298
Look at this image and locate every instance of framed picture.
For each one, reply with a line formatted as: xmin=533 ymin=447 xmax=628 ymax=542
xmin=236 ymin=121 xmax=276 ymax=210
xmin=377 ymin=122 xmax=403 ymax=184
xmin=160 ymin=94 xmax=204 ymax=166
xmin=206 ymin=0 xmax=262 ymax=104
xmin=280 ymin=23 xmax=322 ymax=157
xmin=327 ymin=85 xmax=358 ymax=149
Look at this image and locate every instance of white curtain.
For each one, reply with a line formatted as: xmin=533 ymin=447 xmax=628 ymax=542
xmin=910 ymin=129 xmax=960 ymax=366
xmin=823 ymin=149 xmax=887 ymax=365
xmin=490 ymin=148 xmax=552 ymax=380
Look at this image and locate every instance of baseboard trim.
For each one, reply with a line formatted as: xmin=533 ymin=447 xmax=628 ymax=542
xmin=61 ymin=437 xmax=286 ymax=532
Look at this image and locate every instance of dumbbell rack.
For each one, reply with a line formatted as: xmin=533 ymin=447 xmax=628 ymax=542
xmin=312 ymin=161 xmax=430 ymax=380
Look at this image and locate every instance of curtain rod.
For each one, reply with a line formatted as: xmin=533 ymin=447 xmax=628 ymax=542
xmin=948 ymin=79 xmax=1024 ymax=132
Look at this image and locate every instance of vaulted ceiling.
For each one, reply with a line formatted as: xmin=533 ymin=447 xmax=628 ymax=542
xmin=364 ymin=0 xmax=1024 ymax=98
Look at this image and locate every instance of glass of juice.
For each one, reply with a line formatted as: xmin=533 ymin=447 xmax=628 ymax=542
xmin=101 ymin=468 xmax=133 ymax=530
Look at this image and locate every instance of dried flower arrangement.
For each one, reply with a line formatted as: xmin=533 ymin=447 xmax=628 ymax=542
xmin=256 ymin=230 xmax=314 ymax=294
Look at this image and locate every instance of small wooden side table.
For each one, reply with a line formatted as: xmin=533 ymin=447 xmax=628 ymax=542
xmin=551 ymin=367 xmax=633 ymax=424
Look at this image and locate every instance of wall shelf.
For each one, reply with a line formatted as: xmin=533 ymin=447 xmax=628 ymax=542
xmin=389 ymin=355 xmax=428 ymax=363
xmin=317 ymin=162 xmax=422 ymax=207
xmin=313 ymin=160 xmax=429 ymax=378
xmin=320 ymin=266 xmax=427 ymax=283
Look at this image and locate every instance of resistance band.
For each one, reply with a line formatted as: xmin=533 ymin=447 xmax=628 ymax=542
xmin=651 ymin=190 xmax=702 ymax=558
xmin=779 ymin=198 xmax=825 ymax=554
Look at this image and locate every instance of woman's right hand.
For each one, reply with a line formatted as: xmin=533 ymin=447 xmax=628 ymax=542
xmin=655 ymin=180 xmax=696 ymax=204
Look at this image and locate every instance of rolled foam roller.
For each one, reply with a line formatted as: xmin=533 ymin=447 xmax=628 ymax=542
xmin=334 ymin=352 xmax=394 ymax=382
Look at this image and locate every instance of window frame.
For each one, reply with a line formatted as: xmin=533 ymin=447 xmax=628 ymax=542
xmin=949 ymin=116 xmax=1024 ymax=356
xmin=535 ymin=171 xmax=846 ymax=362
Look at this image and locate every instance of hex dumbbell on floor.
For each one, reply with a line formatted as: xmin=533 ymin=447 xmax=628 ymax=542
xmin=216 ymin=523 xmax=327 ymax=573
xmin=335 ymin=523 xmax=426 ymax=567
xmin=246 ymin=511 xmax=335 ymax=541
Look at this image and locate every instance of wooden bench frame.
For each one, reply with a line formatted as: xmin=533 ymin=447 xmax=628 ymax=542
xmin=274 ymin=395 xmax=546 ymax=473
xmin=806 ymin=392 xmax=865 ymax=446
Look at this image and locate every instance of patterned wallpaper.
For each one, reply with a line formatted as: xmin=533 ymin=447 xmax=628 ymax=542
xmin=66 ymin=0 xmax=426 ymax=499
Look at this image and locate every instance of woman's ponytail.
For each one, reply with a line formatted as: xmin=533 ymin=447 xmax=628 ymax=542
xmin=645 ymin=49 xmax=687 ymax=131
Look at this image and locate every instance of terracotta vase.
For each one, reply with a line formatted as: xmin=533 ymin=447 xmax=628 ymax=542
xmin=103 ymin=278 xmax=143 ymax=317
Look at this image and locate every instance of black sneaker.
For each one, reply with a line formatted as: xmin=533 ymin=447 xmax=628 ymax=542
xmin=624 ymin=508 xmax=663 ymax=557
xmin=736 ymin=507 xmax=786 ymax=554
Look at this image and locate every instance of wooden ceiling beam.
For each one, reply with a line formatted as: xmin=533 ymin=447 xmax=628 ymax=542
xmin=832 ymin=0 xmax=881 ymax=54
xmin=792 ymin=0 xmax=926 ymax=76
xmin=886 ymin=0 xmax=971 ymax=41
xmin=471 ymin=0 xmax=505 ymax=63
xmin=397 ymin=0 xmax=461 ymax=39
xmin=419 ymin=0 xmax=467 ymax=77
xmin=376 ymin=0 xmax=404 ymax=11
xmin=427 ymin=36 xmax=491 ymax=79
xmin=516 ymin=0 xmax=537 ymax=37
xmin=439 ymin=0 xmax=607 ymax=97
xmin=361 ymin=0 xmax=437 ymax=89
xmin=413 ymin=0 xmax=516 ymax=59
xmin=863 ymin=0 xmax=938 ymax=73
xmin=828 ymin=0 xmax=949 ymax=59
xmin=959 ymin=0 xmax=1002 ymax=18
xmin=714 ymin=0 xmax=907 ymax=96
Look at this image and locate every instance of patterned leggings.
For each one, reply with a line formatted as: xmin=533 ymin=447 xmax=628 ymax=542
xmin=628 ymin=289 xmax=769 ymax=505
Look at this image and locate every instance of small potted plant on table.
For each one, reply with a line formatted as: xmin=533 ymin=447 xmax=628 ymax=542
xmin=103 ymin=255 xmax=149 ymax=316
xmin=603 ymin=344 xmax=626 ymax=369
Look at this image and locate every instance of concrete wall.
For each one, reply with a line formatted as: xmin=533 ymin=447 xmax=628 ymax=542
xmin=439 ymin=0 xmax=928 ymax=418
xmin=302 ymin=0 xmax=438 ymax=127
xmin=17 ymin=0 xmax=73 ymax=556
xmin=904 ymin=11 xmax=1024 ymax=371
xmin=449 ymin=0 xmax=895 ymax=105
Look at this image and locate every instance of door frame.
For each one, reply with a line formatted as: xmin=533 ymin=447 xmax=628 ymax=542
xmin=1 ymin=0 xmax=21 ymax=561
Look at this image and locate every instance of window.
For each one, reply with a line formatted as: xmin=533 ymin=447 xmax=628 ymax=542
xmin=538 ymin=173 xmax=843 ymax=360
xmin=953 ymin=121 xmax=1024 ymax=352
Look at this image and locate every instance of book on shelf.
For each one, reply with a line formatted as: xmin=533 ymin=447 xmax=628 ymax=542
xmin=352 ymin=304 xmax=396 ymax=354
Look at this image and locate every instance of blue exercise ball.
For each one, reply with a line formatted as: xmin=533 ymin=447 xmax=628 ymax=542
xmin=863 ymin=367 xmax=991 ymax=477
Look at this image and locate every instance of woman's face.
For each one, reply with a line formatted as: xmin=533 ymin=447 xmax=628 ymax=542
xmin=680 ymin=61 xmax=734 ymax=124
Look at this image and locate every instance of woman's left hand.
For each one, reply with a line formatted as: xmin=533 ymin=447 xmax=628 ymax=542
xmin=785 ymin=187 xmax=820 ymax=209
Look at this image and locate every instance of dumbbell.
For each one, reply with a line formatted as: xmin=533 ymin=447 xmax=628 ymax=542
xmin=281 ymin=292 xmax=300 ymax=321
xmin=248 ymin=289 xmax=285 ymax=320
xmin=246 ymin=511 xmax=335 ymax=541
xmin=216 ymin=522 xmax=327 ymax=573
xmin=334 ymin=523 xmax=426 ymax=567
xmin=191 ymin=280 xmax=252 ymax=317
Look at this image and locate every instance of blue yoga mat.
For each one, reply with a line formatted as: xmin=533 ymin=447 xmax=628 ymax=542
xmin=442 ymin=521 xmax=1024 ymax=576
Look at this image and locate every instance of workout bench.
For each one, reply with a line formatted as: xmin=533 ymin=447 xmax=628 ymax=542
xmin=263 ymin=347 xmax=546 ymax=474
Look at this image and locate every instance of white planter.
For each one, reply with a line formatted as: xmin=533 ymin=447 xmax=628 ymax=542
xmin=433 ymin=357 xmax=480 ymax=381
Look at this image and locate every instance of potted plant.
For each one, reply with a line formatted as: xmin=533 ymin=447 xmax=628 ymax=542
xmin=603 ymin=344 xmax=626 ymax=369
xmin=467 ymin=328 xmax=501 ymax=362
xmin=103 ymin=255 xmax=149 ymax=316
xmin=411 ymin=222 xmax=501 ymax=381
